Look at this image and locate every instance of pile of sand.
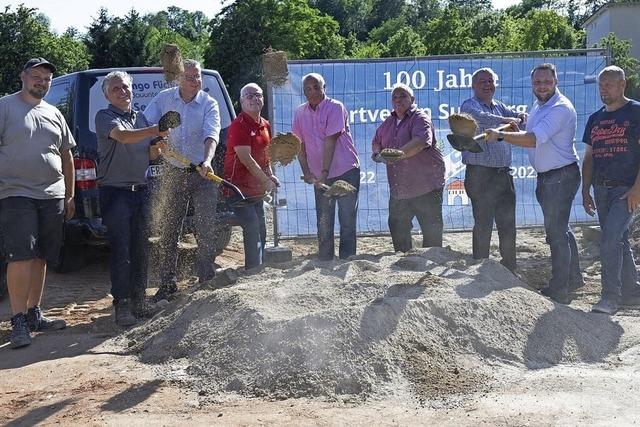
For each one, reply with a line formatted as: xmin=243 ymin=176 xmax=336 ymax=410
xmin=124 ymin=247 xmax=627 ymax=401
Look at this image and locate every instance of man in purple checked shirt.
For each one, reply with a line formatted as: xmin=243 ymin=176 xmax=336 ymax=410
xmin=372 ymin=83 xmax=445 ymax=252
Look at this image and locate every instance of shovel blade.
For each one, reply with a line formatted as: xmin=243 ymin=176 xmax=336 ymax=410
xmin=447 ymin=133 xmax=484 ymax=153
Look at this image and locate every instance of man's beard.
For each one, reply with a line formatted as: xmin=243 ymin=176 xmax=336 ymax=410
xmin=535 ymin=91 xmax=553 ymax=103
xmin=28 ymin=87 xmax=47 ymax=99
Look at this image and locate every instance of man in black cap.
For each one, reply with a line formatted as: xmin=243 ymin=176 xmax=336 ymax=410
xmin=0 ymin=58 xmax=76 ymax=348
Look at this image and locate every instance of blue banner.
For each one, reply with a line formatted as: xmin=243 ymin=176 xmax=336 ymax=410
xmin=271 ymin=53 xmax=606 ymax=237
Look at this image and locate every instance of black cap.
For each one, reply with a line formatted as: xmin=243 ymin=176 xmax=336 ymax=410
xmin=22 ymin=57 xmax=56 ymax=73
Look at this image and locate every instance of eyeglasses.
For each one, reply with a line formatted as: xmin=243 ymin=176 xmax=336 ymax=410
xmin=182 ymin=74 xmax=202 ymax=82
xmin=243 ymin=93 xmax=263 ymax=100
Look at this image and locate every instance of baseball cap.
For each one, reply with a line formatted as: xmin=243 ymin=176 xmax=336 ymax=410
xmin=22 ymin=57 xmax=56 ymax=73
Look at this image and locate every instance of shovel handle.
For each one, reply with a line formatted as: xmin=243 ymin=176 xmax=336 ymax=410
xmin=474 ymin=123 xmax=514 ymax=141
xmin=299 ymin=175 xmax=330 ymax=191
xmin=164 ymin=150 xmax=246 ymax=199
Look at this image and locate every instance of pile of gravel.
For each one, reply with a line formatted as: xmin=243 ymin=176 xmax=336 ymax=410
xmin=125 ymin=247 xmax=625 ymax=400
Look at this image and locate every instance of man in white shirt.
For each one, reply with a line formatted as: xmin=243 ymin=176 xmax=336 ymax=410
xmin=144 ymin=60 xmax=221 ymax=299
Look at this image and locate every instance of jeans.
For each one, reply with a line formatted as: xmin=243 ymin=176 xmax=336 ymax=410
xmin=594 ymin=185 xmax=640 ymax=301
xmin=99 ymin=185 xmax=151 ymax=304
xmin=314 ymin=168 xmax=360 ymax=261
xmin=156 ymin=167 xmax=218 ymax=283
xmin=388 ymin=188 xmax=443 ymax=252
xmin=464 ymin=165 xmax=517 ymax=271
xmin=535 ymin=163 xmax=582 ymax=294
xmin=234 ymin=201 xmax=266 ymax=269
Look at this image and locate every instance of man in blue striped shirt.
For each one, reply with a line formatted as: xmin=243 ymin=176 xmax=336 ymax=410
xmin=461 ymin=68 xmax=524 ymax=273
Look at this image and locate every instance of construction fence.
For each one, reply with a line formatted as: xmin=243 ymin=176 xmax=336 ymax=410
xmin=268 ymin=49 xmax=609 ymax=241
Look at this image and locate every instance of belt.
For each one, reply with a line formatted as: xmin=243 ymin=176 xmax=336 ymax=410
xmin=127 ymin=184 xmax=147 ymax=191
xmin=537 ymin=162 xmax=577 ymax=177
xmin=593 ymin=178 xmax=630 ymax=187
xmin=466 ymin=164 xmax=511 ymax=173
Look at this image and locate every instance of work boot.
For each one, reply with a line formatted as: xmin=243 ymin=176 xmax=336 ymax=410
xmin=26 ymin=306 xmax=66 ymax=332
xmin=569 ymin=275 xmax=585 ymax=292
xmin=592 ymin=298 xmax=619 ymax=315
xmin=541 ymin=287 xmax=570 ymax=304
xmin=153 ymin=283 xmax=178 ymax=303
xmin=10 ymin=313 xmax=31 ymax=349
xmin=132 ymin=296 xmax=160 ymax=319
xmin=114 ymin=298 xmax=137 ymax=327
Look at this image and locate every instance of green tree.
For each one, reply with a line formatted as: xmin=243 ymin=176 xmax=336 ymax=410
xmin=420 ymin=5 xmax=475 ymax=54
xmin=384 ymin=26 xmax=427 ymax=57
xmin=596 ymin=33 xmax=640 ymax=99
xmin=84 ymin=8 xmax=122 ymax=68
xmin=311 ymin=0 xmax=373 ymax=39
xmin=519 ymin=9 xmax=580 ymax=50
xmin=113 ymin=9 xmax=150 ymax=66
xmin=0 ymin=5 xmax=89 ymax=94
xmin=206 ymin=0 xmax=345 ymax=101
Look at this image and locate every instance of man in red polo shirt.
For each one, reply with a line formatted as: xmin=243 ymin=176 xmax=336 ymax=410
xmin=224 ymin=83 xmax=279 ymax=269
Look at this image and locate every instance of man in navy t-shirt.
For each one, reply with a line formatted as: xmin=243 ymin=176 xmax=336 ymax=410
xmin=582 ymin=65 xmax=640 ymax=315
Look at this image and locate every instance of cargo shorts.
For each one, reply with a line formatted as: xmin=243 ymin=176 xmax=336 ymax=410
xmin=0 ymin=197 xmax=64 ymax=264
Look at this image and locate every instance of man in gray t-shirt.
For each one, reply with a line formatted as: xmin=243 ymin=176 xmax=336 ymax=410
xmin=94 ymin=71 xmax=168 ymax=326
xmin=0 ymin=58 xmax=76 ymax=348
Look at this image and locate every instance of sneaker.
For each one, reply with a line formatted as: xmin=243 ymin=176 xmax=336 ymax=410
xmin=541 ymin=287 xmax=570 ymax=304
xmin=26 ymin=306 xmax=66 ymax=332
xmin=592 ymin=298 xmax=619 ymax=315
xmin=10 ymin=313 xmax=32 ymax=349
xmin=114 ymin=299 xmax=137 ymax=327
xmin=152 ymin=284 xmax=178 ymax=303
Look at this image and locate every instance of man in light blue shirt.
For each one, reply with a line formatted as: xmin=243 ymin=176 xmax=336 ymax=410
xmin=144 ymin=59 xmax=221 ymax=299
xmin=486 ymin=63 xmax=583 ymax=304
xmin=461 ymin=67 xmax=524 ymax=272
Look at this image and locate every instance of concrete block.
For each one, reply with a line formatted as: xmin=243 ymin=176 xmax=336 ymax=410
xmin=265 ymin=246 xmax=293 ymax=264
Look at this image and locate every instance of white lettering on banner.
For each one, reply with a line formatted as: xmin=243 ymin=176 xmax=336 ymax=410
xmin=360 ymin=171 xmax=376 ymax=184
xmin=510 ymin=166 xmax=537 ymax=179
xmin=434 ymin=68 xmax=474 ymax=92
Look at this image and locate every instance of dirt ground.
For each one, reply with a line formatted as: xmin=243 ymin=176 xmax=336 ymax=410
xmin=2 ymin=227 xmax=640 ymax=426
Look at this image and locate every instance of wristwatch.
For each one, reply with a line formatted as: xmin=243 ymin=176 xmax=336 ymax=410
xmin=497 ymin=132 xmax=504 ymax=142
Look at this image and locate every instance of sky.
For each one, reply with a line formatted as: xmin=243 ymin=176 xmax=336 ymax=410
xmin=3 ymin=0 xmax=522 ymax=34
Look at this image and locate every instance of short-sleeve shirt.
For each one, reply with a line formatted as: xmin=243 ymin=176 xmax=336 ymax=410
xmin=95 ymin=104 xmax=152 ymax=187
xmin=0 ymin=93 xmax=76 ymax=200
xmin=224 ymin=111 xmax=271 ymax=197
xmin=525 ymin=89 xmax=579 ymax=173
xmin=144 ymin=87 xmax=220 ymax=168
xmin=460 ymin=96 xmax=520 ymax=168
xmin=583 ymin=99 xmax=640 ymax=186
xmin=372 ymin=106 xmax=445 ymax=199
xmin=292 ymin=97 xmax=359 ymax=178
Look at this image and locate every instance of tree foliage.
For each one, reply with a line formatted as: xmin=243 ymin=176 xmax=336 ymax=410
xmin=0 ymin=0 xmax=604 ymax=98
xmin=0 ymin=5 xmax=89 ymax=95
xmin=206 ymin=0 xmax=345 ymax=100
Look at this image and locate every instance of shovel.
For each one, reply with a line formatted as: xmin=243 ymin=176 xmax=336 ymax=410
xmin=447 ymin=123 xmax=513 ymax=153
xmin=164 ymin=149 xmax=267 ymax=207
xmin=300 ymin=175 xmax=357 ymax=198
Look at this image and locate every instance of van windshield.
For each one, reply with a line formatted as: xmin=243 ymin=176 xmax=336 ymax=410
xmin=88 ymin=72 xmax=232 ymax=133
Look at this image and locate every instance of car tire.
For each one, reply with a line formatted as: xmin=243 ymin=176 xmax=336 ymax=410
xmin=214 ymin=224 xmax=232 ymax=256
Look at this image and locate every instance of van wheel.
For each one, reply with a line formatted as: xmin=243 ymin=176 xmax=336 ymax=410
xmin=54 ymin=243 xmax=87 ymax=273
xmin=214 ymin=224 xmax=232 ymax=256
